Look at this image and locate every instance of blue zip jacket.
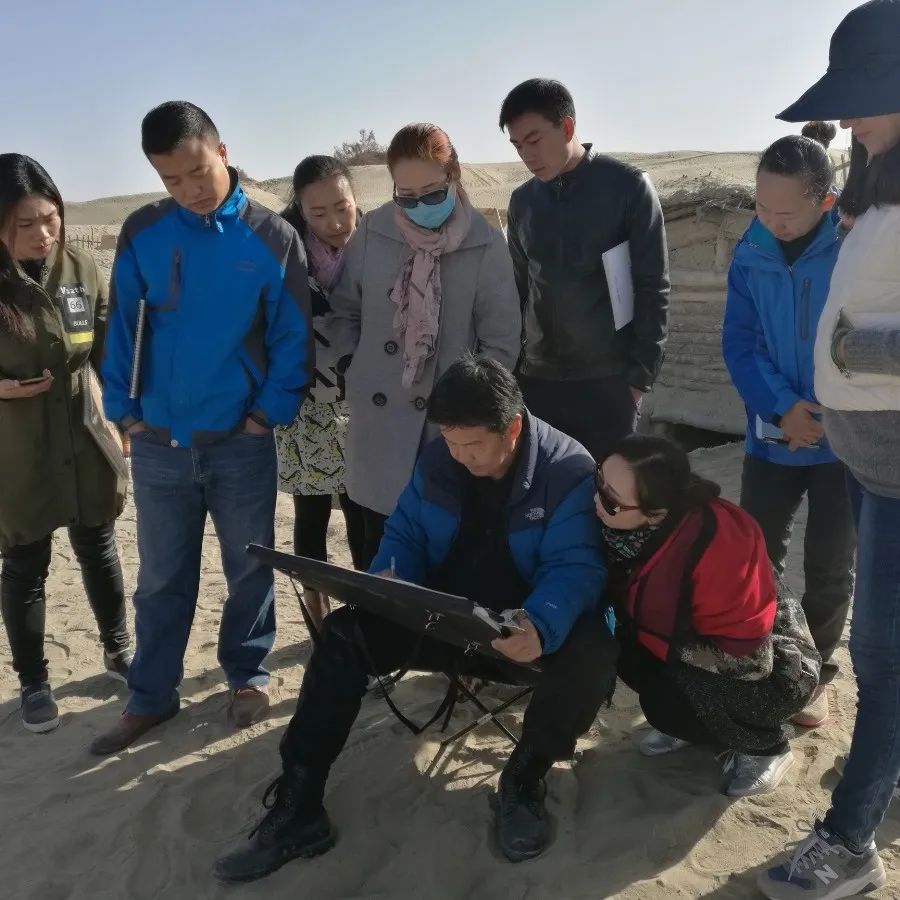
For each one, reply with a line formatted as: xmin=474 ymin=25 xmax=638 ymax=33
xmin=102 ymin=173 xmax=312 ymax=447
xmin=722 ymin=214 xmax=840 ymax=466
xmin=371 ymin=413 xmax=610 ymax=655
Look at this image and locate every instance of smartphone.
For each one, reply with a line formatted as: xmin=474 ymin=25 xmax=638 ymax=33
xmin=755 ymin=415 xmax=820 ymax=449
xmin=19 ymin=375 xmax=50 ymax=386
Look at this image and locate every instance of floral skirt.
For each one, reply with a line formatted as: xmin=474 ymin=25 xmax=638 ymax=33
xmin=275 ymin=400 xmax=348 ymax=496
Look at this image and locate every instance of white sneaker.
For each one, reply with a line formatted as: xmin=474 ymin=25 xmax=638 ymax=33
xmin=639 ymin=728 xmax=692 ymax=757
xmin=720 ymin=748 xmax=794 ymax=797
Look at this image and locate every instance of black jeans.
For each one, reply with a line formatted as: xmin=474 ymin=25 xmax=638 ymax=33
xmin=740 ymin=455 xmax=855 ymax=684
xmin=518 ymin=375 xmax=639 ymax=463
xmin=292 ymin=493 xmax=366 ymax=572
xmin=617 ymin=638 xmax=788 ymax=756
xmin=1 ymin=522 xmax=129 ymax=687
xmin=280 ymin=607 xmax=619 ymax=774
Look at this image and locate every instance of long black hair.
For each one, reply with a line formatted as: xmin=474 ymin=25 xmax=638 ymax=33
xmin=281 ymin=155 xmax=353 ymax=238
xmin=0 ymin=154 xmax=64 ymax=341
xmin=758 ymin=135 xmax=834 ymax=202
xmin=610 ymin=435 xmax=721 ymax=517
xmin=840 ymin=135 xmax=900 ymax=219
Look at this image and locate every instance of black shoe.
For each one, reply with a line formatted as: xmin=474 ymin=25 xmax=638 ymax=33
xmin=214 ymin=768 xmax=334 ymax=883
xmin=493 ymin=745 xmax=552 ymax=863
xmin=21 ymin=682 xmax=60 ymax=734
xmin=103 ymin=649 xmax=134 ymax=684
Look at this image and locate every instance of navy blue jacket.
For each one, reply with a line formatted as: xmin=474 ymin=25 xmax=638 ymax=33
xmin=722 ymin=214 xmax=840 ymax=465
xmin=102 ymin=173 xmax=312 ymax=447
xmin=371 ymin=413 xmax=610 ymax=654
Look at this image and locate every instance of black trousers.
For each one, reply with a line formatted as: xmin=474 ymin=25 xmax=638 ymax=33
xmin=348 ymin=505 xmax=388 ymax=572
xmin=617 ymin=638 xmax=788 ymax=756
xmin=280 ymin=607 xmax=619 ymax=774
xmin=740 ymin=455 xmax=855 ymax=684
xmin=292 ymin=493 xmax=367 ymax=572
xmin=518 ymin=374 xmax=639 ymax=463
xmin=1 ymin=522 xmax=129 ymax=687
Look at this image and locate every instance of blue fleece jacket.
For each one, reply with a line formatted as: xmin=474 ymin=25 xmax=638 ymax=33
xmin=370 ymin=413 xmax=610 ymax=655
xmin=102 ymin=174 xmax=312 ymax=447
xmin=722 ymin=214 xmax=840 ymax=466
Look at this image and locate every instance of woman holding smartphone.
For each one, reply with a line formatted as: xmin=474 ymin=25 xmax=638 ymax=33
xmin=0 ymin=153 xmax=132 ymax=734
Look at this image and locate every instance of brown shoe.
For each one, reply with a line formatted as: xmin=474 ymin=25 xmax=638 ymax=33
xmin=229 ymin=686 xmax=270 ymax=728
xmin=90 ymin=703 xmax=179 ymax=756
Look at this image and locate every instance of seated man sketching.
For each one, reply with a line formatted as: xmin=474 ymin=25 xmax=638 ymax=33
xmin=215 ymin=354 xmax=617 ymax=882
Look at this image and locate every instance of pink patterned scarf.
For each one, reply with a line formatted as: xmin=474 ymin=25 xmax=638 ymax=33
xmin=305 ymin=229 xmax=347 ymax=292
xmin=390 ymin=185 xmax=473 ymax=388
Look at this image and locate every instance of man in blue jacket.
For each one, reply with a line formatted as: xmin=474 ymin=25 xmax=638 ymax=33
xmin=722 ymin=135 xmax=855 ymax=732
xmin=92 ymin=102 xmax=312 ymax=754
xmin=215 ymin=355 xmax=616 ymax=883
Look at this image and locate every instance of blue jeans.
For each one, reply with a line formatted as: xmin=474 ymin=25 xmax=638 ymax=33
xmin=126 ymin=430 xmax=277 ymax=716
xmin=825 ymin=475 xmax=900 ymax=851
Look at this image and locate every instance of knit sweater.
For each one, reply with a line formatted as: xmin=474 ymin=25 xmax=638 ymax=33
xmin=826 ymin=326 xmax=900 ymax=499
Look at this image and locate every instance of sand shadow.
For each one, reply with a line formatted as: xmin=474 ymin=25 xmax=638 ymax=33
xmin=1 ymin=670 xmax=739 ymax=900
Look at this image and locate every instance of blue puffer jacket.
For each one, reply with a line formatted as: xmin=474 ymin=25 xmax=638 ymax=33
xmin=371 ymin=413 xmax=610 ymax=654
xmin=722 ymin=214 xmax=840 ymax=466
xmin=102 ymin=172 xmax=312 ymax=447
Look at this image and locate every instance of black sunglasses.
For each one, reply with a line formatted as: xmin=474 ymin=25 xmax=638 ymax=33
xmin=392 ymin=185 xmax=450 ymax=210
xmin=594 ymin=467 xmax=641 ymax=517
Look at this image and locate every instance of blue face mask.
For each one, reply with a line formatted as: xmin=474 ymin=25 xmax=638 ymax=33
xmin=404 ymin=189 xmax=456 ymax=230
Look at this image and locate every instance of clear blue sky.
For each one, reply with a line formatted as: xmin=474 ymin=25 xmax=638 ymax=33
xmin=4 ymin=0 xmax=858 ymax=200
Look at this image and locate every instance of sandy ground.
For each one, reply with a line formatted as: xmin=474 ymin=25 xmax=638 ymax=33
xmin=0 ymin=442 xmax=893 ymax=899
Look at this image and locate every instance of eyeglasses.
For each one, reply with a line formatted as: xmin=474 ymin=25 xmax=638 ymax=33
xmin=392 ymin=185 xmax=450 ymax=210
xmin=595 ymin=468 xmax=642 ymax=517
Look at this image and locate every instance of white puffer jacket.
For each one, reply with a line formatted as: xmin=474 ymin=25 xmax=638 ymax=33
xmin=814 ymin=204 xmax=900 ymax=411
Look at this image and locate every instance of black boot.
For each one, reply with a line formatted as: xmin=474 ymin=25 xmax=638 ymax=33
xmin=493 ymin=744 xmax=552 ymax=863
xmin=214 ymin=767 xmax=334 ymax=883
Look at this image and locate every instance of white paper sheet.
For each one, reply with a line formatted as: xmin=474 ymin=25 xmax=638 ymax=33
xmin=602 ymin=240 xmax=634 ymax=331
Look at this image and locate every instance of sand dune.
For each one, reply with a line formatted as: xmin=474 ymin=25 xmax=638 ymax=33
xmin=66 ymin=152 xmax=765 ymax=226
xmin=1 ymin=444 xmax=892 ymax=899
xmin=66 ymin=184 xmax=287 ymax=226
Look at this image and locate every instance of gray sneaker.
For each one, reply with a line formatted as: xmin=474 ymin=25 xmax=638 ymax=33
xmin=103 ymin=649 xmax=134 ymax=684
xmin=366 ymin=673 xmax=399 ymax=698
xmin=21 ymin=683 xmax=60 ymax=734
xmin=639 ymin=728 xmax=692 ymax=757
xmin=757 ymin=821 xmax=886 ymax=899
xmin=720 ymin=748 xmax=794 ymax=797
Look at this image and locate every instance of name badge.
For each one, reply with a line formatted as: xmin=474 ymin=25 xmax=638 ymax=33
xmin=56 ymin=283 xmax=94 ymax=345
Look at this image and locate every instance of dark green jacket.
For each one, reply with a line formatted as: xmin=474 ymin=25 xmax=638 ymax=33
xmin=0 ymin=244 xmax=125 ymax=551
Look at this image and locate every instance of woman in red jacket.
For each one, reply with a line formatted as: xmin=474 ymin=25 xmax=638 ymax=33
xmin=597 ymin=435 xmax=820 ymax=797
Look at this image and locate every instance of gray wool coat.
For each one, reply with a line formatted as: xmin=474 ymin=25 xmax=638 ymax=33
xmin=328 ymin=201 xmax=522 ymax=515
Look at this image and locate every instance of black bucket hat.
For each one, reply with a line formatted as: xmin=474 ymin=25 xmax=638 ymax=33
xmin=778 ymin=0 xmax=900 ymax=122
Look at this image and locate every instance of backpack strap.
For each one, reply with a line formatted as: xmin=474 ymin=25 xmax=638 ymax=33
xmin=290 ymin=576 xmax=461 ymax=737
xmin=667 ymin=503 xmax=718 ymax=663
xmin=350 ymin=616 xmax=460 ymax=736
